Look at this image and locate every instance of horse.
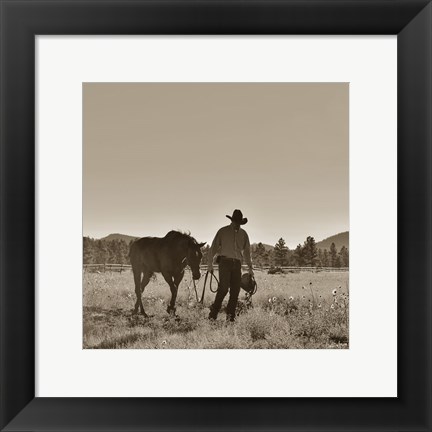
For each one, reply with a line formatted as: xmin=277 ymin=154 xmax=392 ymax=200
xmin=129 ymin=230 xmax=206 ymax=317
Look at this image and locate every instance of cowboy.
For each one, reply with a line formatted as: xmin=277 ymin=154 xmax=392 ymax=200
xmin=207 ymin=209 xmax=254 ymax=322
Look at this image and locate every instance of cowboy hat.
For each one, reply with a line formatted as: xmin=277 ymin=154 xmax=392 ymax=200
xmin=226 ymin=209 xmax=248 ymax=225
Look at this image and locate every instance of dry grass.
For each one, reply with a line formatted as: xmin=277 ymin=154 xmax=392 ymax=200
xmin=83 ymin=269 xmax=349 ymax=349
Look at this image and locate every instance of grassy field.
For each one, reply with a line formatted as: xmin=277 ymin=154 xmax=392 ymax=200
xmin=83 ymin=269 xmax=349 ymax=349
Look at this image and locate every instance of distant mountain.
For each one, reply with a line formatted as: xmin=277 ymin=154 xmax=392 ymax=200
xmin=315 ymin=231 xmax=349 ymax=250
xmin=251 ymin=243 xmax=274 ymax=251
xmin=100 ymin=233 xmax=138 ymax=243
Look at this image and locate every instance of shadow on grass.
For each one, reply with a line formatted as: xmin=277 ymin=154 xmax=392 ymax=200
xmin=83 ymin=305 xmax=202 ymax=349
xmin=92 ymin=332 xmax=144 ymax=349
xmin=83 ymin=306 xmax=127 ymax=318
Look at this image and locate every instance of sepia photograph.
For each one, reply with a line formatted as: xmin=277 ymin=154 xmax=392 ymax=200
xmin=83 ymin=82 xmax=349 ymax=349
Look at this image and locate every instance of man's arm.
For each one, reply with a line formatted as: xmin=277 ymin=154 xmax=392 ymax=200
xmin=243 ymin=232 xmax=253 ymax=272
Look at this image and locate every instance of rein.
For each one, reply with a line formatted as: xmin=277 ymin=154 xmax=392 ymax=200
xmin=199 ymin=271 xmax=220 ymax=304
xmin=187 ymin=268 xmax=257 ymax=305
xmin=186 ymin=269 xmax=219 ymax=304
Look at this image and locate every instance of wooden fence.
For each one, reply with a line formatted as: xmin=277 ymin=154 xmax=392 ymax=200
xmin=83 ymin=264 xmax=349 ymax=273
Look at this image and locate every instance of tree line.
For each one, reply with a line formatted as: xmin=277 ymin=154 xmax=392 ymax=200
xmin=179 ymin=236 xmax=348 ymax=268
xmin=83 ymin=235 xmax=349 ymax=268
xmin=83 ymin=237 xmax=132 ymax=264
xmin=251 ymin=236 xmax=349 ymax=268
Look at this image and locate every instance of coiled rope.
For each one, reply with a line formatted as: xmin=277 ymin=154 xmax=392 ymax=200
xmin=188 ymin=269 xmax=257 ymax=305
xmin=199 ymin=270 xmax=220 ymax=303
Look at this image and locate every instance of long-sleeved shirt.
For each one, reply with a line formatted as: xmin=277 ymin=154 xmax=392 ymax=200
xmin=208 ymin=224 xmax=252 ymax=267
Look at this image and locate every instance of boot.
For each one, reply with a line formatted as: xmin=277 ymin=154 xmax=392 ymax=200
xmin=226 ymin=313 xmax=236 ymax=323
xmin=208 ymin=304 xmax=218 ymax=320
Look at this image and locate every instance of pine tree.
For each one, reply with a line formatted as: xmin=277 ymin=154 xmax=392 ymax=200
xmin=274 ymin=238 xmax=289 ymax=266
xmin=114 ymin=240 xmax=127 ymax=264
xmin=83 ymin=237 xmax=94 ymax=264
xmin=95 ymin=240 xmax=109 ymax=264
xmin=339 ymin=246 xmax=349 ymax=267
xmin=107 ymin=240 xmax=117 ymax=263
xmin=253 ymin=242 xmax=267 ymax=267
xmin=293 ymin=244 xmax=304 ymax=266
xmin=266 ymin=249 xmax=274 ymax=266
xmin=322 ymin=249 xmax=329 ymax=267
xmin=329 ymin=242 xmax=338 ymax=267
xmin=317 ymin=248 xmax=323 ymax=267
xmin=121 ymin=239 xmax=130 ymax=264
xmin=302 ymin=236 xmax=318 ymax=266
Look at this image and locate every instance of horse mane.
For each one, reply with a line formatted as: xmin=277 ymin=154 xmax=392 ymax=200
xmin=164 ymin=230 xmax=198 ymax=245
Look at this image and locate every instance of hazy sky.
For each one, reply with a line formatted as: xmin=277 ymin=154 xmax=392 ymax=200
xmin=83 ymin=83 xmax=348 ymax=248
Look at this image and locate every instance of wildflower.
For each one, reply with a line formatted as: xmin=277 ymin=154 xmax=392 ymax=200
xmin=272 ymin=297 xmax=277 ymax=302
xmin=289 ymin=296 xmax=294 ymax=301
xmin=302 ymin=286 xmax=306 ymax=290
xmin=330 ymin=304 xmax=335 ymax=309
xmin=162 ymin=340 xmax=167 ymax=345
xmin=302 ymin=295 xmax=306 ymax=300
xmin=318 ymin=303 xmax=322 ymax=308
xmin=332 ymin=289 xmax=337 ymax=296
xmin=268 ymin=298 xmax=272 ymax=303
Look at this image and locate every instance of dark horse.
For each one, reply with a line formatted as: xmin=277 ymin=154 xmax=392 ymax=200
xmin=129 ymin=231 xmax=206 ymax=317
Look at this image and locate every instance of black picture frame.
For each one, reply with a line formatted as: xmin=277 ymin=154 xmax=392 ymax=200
xmin=1 ymin=1 xmax=431 ymax=431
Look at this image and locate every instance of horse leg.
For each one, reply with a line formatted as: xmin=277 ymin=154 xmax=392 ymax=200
xmin=132 ymin=268 xmax=149 ymax=317
xmin=139 ymin=272 xmax=151 ymax=316
xmin=132 ymin=268 xmax=142 ymax=315
xmin=174 ymin=271 xmax=184 ymax=302
xmin=162 ymin=271 xmax=180 ymax=315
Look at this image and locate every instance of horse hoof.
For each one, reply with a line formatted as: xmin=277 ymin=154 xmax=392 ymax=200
xmin=166 ymin=306 xmax=176 ymax=315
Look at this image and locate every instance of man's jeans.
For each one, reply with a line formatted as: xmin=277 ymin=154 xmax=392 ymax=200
xmin=209 ymin=257 xmax=241 ymax=320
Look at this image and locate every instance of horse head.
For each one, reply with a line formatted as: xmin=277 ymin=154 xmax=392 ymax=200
xmin=186 ymin=240 xmax=206 ymax=280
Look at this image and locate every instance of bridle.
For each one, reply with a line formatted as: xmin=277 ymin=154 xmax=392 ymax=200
xmin=182 ymin=255 xmax=202 ymax=301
